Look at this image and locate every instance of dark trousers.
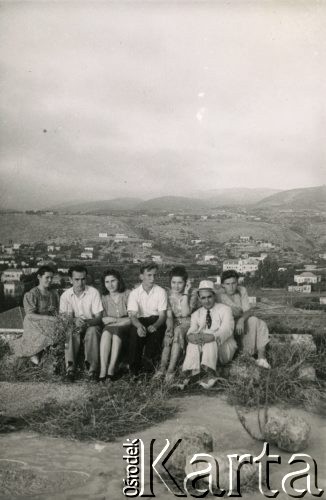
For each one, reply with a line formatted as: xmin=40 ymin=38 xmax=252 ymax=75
xmin=129 ymin=316 xmax=165 ymax=375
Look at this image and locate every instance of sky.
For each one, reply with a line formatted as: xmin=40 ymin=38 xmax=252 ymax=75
xmin=0 ymin=1 xmax=325 ymax=209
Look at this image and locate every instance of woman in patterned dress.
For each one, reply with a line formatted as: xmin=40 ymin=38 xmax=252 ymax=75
xmin=15 ymin=266 xmax=59 ymax=365
xmin=156 ymin=266 xmax=197 ymax=383
xmin=99 ymin=269 xmax=131 ymax=382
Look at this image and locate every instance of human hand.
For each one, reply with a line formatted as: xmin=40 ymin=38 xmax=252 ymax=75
xmin=137 ymin=325 xmax=147 ymax=337
xmin=102 ymin=316 xmax=116 ymax=325
xmin=188 ymin=333 xmax=201 ymax=345
xmin=202 ymin=333 xmax=215 ymax=344
xmin=75 ymin=317 xmax=86 ymax=328
xmin=184 ymin=279 xmax=192 ymax=295
xmin=215 ymin=336 xmax=222 ymax=346
xmin=147 ymin=325 xmax=157 ymax=334
xmin=235 ymin=318 xmax=245 ymax=335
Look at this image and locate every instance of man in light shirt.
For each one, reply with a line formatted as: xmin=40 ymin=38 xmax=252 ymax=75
xmin=179 ymin=280 xmax=236 ymax=389
xmin=127 ymin=263 xmax=167 ymax=375
xmin=60 ymin=265 xmax=103 ymax=381
xmin=218 ymin=270 xmax=270 ymax=369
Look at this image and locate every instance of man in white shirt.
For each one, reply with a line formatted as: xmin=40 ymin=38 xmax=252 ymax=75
xmin=60 ymin=265 xmax=103 ymax=381
xmin=127 ymin=263 xmax=167 ymax=375
xmin=218 ymin=270 xmax=270 ymax=369
xmin=179 ymin=280 xmax=236 ymax=389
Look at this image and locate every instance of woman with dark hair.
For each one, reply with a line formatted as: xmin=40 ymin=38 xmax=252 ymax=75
xmin=155 ymin=265 xmax=197 ymax=383
xmin=15 ymin=265 xmax=59 ymax=365
xmin=99 ymin=269 xmax=131 ymax=382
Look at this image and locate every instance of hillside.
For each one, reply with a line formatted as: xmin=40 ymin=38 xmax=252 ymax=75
xmin=135 ymin=196 xmax=209 ymax=212
xmin=0 ymin=213 xmax=137 ymax=243
xmin=53 ymin=197 xmax=143 ymax=213
xmin=198 ymin=188 xmax=282 ymax=206
xmin=257 ymin=185 xmax=326 ymax=209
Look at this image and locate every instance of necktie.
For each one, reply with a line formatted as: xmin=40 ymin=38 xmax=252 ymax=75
xmin=206 ymin=309 xmax=212 ymax=329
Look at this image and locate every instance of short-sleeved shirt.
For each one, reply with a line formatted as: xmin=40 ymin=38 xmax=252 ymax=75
xmin=127 ymin=284 xmax=167 ymax=318
xmin=217 ymin=286 xmax=251 ymax=318
xmin=167 ymin=288 xmax=198 ymax=318
xmin=59 ymin=285 xmax=103 ymax=319
xmin=23 ymin=286 xmax=59 ymax=315
xmin=101 ymin=290 xmax=130 ymax=319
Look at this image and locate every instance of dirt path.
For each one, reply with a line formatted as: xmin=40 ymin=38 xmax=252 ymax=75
xmin=0 ymin=389 xmax=325 ymax=500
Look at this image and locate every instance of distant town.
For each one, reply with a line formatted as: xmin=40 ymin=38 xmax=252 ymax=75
xmin=1 ymin=199 xmax=326 ymax=318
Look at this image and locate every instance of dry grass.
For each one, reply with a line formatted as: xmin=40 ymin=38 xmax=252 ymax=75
xmin=23 ymin=377 xmax=176 ymax=441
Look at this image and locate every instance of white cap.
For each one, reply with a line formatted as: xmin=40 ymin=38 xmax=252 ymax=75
xmin=198 ymin=280 xmax=216 ymax=292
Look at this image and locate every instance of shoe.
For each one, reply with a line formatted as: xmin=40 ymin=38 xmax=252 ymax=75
xmin=65 ymin=369 xmax=75 ymax=383
xmin=256 ymin=358 xmax=271 ymax=369
xmin=198 ymin=377 xmax=217 ymax=389
xmin=30 ymin=355 xmax=39 ymax=366
xmin=87 ymin=371 xmax=98 ymax=382
xmin=172 ymin=377 xmax=190 ymax=390
xmin=153 ymin=370 xmax=164 ymax=380
xmin=99 ymin=375 xmax=107 ymax=384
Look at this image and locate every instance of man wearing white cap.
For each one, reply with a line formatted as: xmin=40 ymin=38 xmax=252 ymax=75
xmin=178 ymin=280 xmax=237 ymax=389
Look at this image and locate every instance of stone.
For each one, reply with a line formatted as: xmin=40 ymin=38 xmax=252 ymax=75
xmin=298 ymin=365 xmax=316 ymax=382
xmin=170 ymin=425 xmax=213 ymax=471
xmin=290 ymin=334 xmax=317 ymax=356
xmin=264 ymin=410 xmax=311 ymax=452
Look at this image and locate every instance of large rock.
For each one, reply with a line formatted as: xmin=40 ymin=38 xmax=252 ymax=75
xmin=185 ymin=449 xmax=259 ymax=492
xmin=298 ymin=365 xmax=316 ymax=382
xmin=264 ymin=410 xmax=310 ymax=452
xmin=170 ymin=425 xmax=213 ymax=471
xmin=290 ymin=334 xmax=317 ymax=356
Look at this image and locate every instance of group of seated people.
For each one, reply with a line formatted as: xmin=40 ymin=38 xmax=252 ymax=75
xmin=15 ymin=262 xmax=271 ymax=388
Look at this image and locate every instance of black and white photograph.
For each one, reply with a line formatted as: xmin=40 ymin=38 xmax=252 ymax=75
xmin=0 ymin=1 xmax=325 ymax=498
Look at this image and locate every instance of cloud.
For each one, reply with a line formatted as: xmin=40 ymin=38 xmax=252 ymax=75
xmin=0 ymin=1 xmax=325 ymax=208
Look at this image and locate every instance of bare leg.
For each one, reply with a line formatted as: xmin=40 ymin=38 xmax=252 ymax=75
xmin=99 ymin=330 xmax=112 ymax=378
xmin=107 ymin=335 xmax=122 ymax=376
xmin=166 ymin=341 xmax=181 ymax=374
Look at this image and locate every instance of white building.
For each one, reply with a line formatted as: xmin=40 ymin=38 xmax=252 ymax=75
xmin=99 ymin=233 xmax=108 ymax=238
xmin=191 ymin=239 xmax=202 ymax=245
xmin=47 ymin=245 xmax=55 ymax=252
xmin=81 ymin=251 xmax=93 ymax=259
xmin=240 ymin=236 xmax=250 ymax=242
xmin=152 ymin=255 xmax=162 ymax=264
xmin=84 ymin=247 xmax=94 ymax=252
xmin=142 ymin=242 xmax=153 ymax=248
xmin=223 ymin=258 xmax=259 ymax=274
xmin=320 ymin=297 xmax=326 ymax=305
xmin=248 ymin=296 xmax=257 ymax=305
xmin=288 ymin=285 xmax=311 ymax=293
xmin=294 ymin=272 xmax=321 ymax=285
xmin=1 ymin=269 xmax=23 ymax=282
xmin=13 ymin=243 xmax=21 ymax=250
xmin=204 ymin=254 xmax=216 ymax=262
xmin=258 ymin=241 xmax=275 ymax=250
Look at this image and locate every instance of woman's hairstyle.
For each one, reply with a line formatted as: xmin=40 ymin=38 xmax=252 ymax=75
xmin=169 ymin=265 xmax=188 ymax=283
xmin=37 ymin=265 xmax=55 ymax=277
xmin=221 ymin=269 xmax=239 ymax=283
xmin=68 ymin=265 xmax=88 ymax=277
xmin=101 ymin=269 xmax=126 ymax=295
